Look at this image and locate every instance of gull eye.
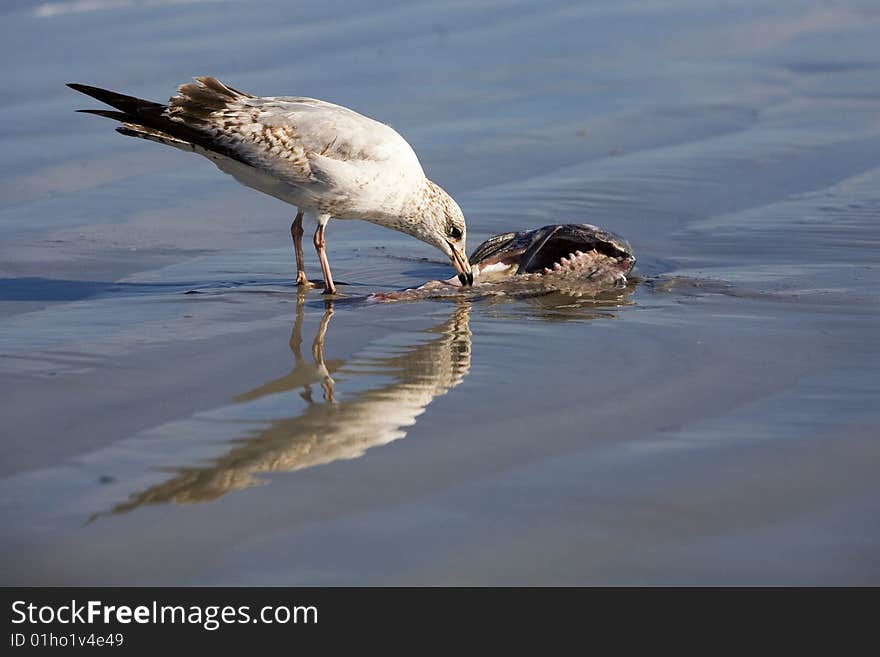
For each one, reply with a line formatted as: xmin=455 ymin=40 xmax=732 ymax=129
xmin=448 ymin=226 xmax=463 ymax=240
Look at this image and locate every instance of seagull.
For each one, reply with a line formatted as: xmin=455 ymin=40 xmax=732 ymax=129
xmin=68 ymin=77 xmax=473 ymax=294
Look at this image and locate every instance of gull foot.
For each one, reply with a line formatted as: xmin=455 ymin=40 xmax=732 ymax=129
xmin=295 ymin=272 xmax=313 ymax=287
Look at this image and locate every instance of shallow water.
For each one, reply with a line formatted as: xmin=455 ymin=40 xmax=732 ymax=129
xmin=1 ymin=0 xmax=879 ymax=584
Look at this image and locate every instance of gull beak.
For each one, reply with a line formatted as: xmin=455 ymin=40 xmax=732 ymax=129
xmin=449 ymin=243 xmax=473 ymax=286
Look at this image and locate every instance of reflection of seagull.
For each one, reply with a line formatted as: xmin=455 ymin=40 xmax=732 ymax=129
xmin=68 ymin=77 xmax=473 ymax=294
xmin=103 ymin=297 xmax=472 ymax=514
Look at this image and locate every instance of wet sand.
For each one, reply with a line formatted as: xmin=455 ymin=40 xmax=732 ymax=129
xmin=1 ymin=0 xmax=879 ymax=584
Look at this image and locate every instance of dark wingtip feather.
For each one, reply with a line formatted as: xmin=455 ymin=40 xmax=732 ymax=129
xmin=66 ymin=82 xmax=165 ymax=115
xmin=76 ymin=109 xmax=132 ymax=121
xmin=67 ymin=83 xmax=119 ymax=100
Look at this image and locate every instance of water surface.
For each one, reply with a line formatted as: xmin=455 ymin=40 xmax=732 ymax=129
xmin=1 ymin=0 xmax=879 ymax=584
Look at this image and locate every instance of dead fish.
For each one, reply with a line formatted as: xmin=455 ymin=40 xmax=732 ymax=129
xmin=371 ymin=224 xmax=635 ymax=301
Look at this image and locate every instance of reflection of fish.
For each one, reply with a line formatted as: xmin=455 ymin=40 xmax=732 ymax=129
xmin=371 ymin=224 xmax=635 ymax=301
xmin=102 ymin=298 xmax=471 ymax=515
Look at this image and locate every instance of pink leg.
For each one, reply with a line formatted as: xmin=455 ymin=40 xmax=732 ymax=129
xmin=290 ymin=209 xmax=310 ymax=286
xmin=313 ymin=220 xmax=337 ymax=295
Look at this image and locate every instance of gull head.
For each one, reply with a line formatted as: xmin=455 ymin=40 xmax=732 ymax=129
xmin=406 ymin=180 xmax=473 ymax=286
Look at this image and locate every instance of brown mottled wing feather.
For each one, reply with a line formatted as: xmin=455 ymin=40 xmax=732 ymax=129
xmin=165 ymin=77 xmax=420 ymax=186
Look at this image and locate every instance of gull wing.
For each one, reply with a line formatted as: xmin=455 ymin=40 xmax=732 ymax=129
xmin=167 ymin=78 xmax=424 ymax=188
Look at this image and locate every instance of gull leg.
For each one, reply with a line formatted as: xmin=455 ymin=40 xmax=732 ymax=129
xmin=313 ymin=214 xmax=337 ymax=295
xmin=290 ymin=209 xmax=310 ymax=287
